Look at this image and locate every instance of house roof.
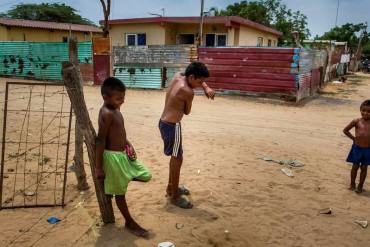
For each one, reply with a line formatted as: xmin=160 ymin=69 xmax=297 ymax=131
xmin=0 ymin=18 xmax=102 ymax=33
xmin=102 ymin=16 xmax=282 ymax=36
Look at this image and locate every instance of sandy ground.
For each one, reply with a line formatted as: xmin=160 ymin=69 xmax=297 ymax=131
xmin=1 ymin=73 xmax=370 ymax=247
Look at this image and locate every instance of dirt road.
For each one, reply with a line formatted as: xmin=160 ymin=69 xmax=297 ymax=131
xmin=1 ymin=74 xmax=370 ymax=247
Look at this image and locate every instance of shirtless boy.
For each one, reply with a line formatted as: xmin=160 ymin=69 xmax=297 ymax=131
xmin=343 ymin=100 xmax=370 ymax=193
xmin=96 ymin=77 xmax=151 ymax=237
xmin=159 ymin=62 xmax=214 ymax=208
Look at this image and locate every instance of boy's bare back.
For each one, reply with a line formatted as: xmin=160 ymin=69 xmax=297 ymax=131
xmin=98 ymin=105 xmax=127 ymax=151
xmin=161 ymin=73 xmax=194 ymax=123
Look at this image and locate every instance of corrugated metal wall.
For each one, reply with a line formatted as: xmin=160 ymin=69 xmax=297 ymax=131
xmin=114 ymin=67 xmax=162 ymax=89
xmin=198 ymin=47 xmax=300 ymax=96
xmin=0 ymin=41 xmax=92 ymax=81
xmin=113 ymin=45 xmax=195 ymax=89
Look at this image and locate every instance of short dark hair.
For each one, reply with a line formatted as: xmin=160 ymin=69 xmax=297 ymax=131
xmin=101 ymin=77 xmax=126 ymax=96
xmin=361 ymin=100 xmax=370 ymax=109
xmin=185 ymin=61 xmax=210 ymax=79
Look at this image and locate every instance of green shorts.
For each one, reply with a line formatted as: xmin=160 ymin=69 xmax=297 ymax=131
xmin=103 ymin=150 xmax=151 ymax=195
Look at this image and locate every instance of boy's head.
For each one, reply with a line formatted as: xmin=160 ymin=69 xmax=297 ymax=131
xmin=185 ymin=62 xmax=210 ymax=88
xmin=101 ymin=77 xmax=126 ymax=109
xmin=360 ymin=100 xmax=370 ymax=120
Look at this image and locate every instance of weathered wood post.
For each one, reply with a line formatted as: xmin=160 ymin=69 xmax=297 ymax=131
xmin=62 ymin=61 xmax=115 ymax=223
xmin=69 ymin=38 xmax=89 ymax=191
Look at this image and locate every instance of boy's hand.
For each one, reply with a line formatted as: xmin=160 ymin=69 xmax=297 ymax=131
xmin=125 ymin=144 xmax=137 ymax=161
xmin=204 ymin=87 xmax=215 ymax=100
xmin=95 ymin=167 xmax=105 ymax=180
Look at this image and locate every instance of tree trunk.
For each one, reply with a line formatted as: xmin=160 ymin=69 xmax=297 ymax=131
xmin=100 ymin=0 xmax=111 ymax=38
xmin=69 ymin=38 xmax=89 ymax=191
xmin=62 ymin=61 xmax=115 ymax=223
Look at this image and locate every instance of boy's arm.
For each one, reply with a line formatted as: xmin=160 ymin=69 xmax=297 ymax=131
xmin=183 ymin=89 xmax=194 ymax=115
xmin=95 ymin=111 xmax=113 ymax=179
xmin=202 ymin=81 xmax=215 ymax=100
xmin=343 ymin=119 xmax=357 ymax=141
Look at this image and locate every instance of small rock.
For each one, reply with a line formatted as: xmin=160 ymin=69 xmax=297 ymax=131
xmin=224 ymin=229 xmax=230 ymax=240
xmin=175 ymin=223 xmax=184 ymax=229
xmin=158 ymin=242 xmax=175 ymax=247
xmin=281 ymin=168 xmax=294 ymax=177
xmin=319 ymin=208 xmax=332 ymax=214
xmin=24 ymin=191 xmax=35 ymax=196
xmin=354 ymin=220 xmax=368 ymax=228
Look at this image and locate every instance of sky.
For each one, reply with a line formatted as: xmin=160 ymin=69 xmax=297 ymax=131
xmin=0 ymin=0 xmax=369 ymax=37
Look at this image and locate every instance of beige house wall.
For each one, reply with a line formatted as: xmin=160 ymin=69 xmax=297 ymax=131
xmin=110 ymin=22 xmax=279 ymax=47
xmin=2 ymin=27 xmax=96 ymax=42
xmin=0 ymin=26 xmax=7 ymax=40
xmin=234 ymin=28 xmax=240 ymax=46
xmin=164 ymin=23 xmax=229 ymax=45
xmin=109 ymin=23 xmax=165 ymax=46
xmin=239 ymin=26 xmax=279 ymax=46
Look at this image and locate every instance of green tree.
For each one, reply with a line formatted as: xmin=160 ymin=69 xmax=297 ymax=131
xmin=210 ymin=0 xmax=310 ymax=46
xmin=363 ymin=42 xmax=370 ymax=56
xmin=319 ymin=23 xmax=369 ymax=53
xmin=1 ymin=3 xmax=95 ymax=26
xmin=211 ymin=1 xmax=270 ymax=26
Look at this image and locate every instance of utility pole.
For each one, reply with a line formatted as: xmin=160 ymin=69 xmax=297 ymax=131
xmin=199 ymin=0 xmax=205 ymax=46
xmin=353 ymin=22 xmax=368 ymax=71
xmin=335 ymin=0 xmax=340 ymax=27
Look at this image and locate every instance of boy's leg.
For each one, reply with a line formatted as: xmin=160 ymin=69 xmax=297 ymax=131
xmin=115 ymin=195 xmax=149 ymax=238
xmin=350 ymin=163 xmax=360 ymax=190
xmin=357 ymin=165 xmax=368 ymax=193
xmin=166 ymin=164 xmax=172 ymax=196
xmin=169 ymin=156 xmax=182 ymax=201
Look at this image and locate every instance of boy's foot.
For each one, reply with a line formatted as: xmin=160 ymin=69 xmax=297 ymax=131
xmin=349 ymin=183 xmax=356 ymax=191
xmin=355 ymin=187 xmax=364 ymax=193
xmin=171 ymin=197 xmax=193 ymax=209
xmin=166 ymin=185 xmax=190 ymax=197
xmin=125 ymin=221 xmax=149 ymax=238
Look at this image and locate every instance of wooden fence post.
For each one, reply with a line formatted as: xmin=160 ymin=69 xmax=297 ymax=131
xmin=62 ymin=61 xmax=115 ymax=223
xmin=69 ymin=38 xmax=89 ymax=191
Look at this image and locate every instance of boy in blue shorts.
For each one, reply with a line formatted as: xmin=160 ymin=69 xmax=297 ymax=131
xmin=343 ymin=100 xmax=370 ymax=193
xmin=159 ymin=62 xmax=215 ymax=208
xmin=95 ymin=77 xmax=151 ymax=237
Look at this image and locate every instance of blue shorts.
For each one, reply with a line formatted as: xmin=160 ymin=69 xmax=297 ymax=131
xmin=158 ymin=120 xmax=183 ymax=158
xmin=346 ymin=144 xmax=370 ymax=166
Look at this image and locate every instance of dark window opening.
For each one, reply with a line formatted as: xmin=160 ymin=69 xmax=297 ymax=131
xmin=206 ymin=34 xmax=227 ymax=47
xmin=137 ymin=33 xmax=146 ymax=45
xmin=268 ymin=39 xmax=272 ymax=47
xmin=206 ymin=34 xmax=215 ymax=47
xmin=177 ymin=34 xmax=195 ymax=45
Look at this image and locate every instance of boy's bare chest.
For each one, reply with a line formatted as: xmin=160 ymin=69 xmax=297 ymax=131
xmin=356 ymin=120 xmax=370 ymax=136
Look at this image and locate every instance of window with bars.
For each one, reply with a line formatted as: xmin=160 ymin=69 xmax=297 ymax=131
xmin=125 ymin=33 xmax=146 ymax=46
xmin=205 ymin=34 xmax=227 ymax=47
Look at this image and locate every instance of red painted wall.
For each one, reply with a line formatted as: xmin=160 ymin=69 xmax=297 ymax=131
xmin=198 ymin=47 xmax=297 ymax=95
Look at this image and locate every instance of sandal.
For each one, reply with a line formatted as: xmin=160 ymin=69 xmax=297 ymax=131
xmin=172 ymin=197 xmax=193 ymax=209
xmin=166 ymin=185 xmax=191 ymax=197
xmin=179 ymin=185 xmax=190 ymax=196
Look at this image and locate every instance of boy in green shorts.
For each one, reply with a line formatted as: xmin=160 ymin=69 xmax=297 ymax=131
xmin=95 ymin=77 xmax=151 ymax=237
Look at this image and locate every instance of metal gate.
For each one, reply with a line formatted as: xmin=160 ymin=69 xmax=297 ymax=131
xmin=0 ymin=82 xmax=72 ymax=209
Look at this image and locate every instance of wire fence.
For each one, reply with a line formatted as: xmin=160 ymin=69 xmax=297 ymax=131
xmin=0 ymin=82 xmax=73 ymax=209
